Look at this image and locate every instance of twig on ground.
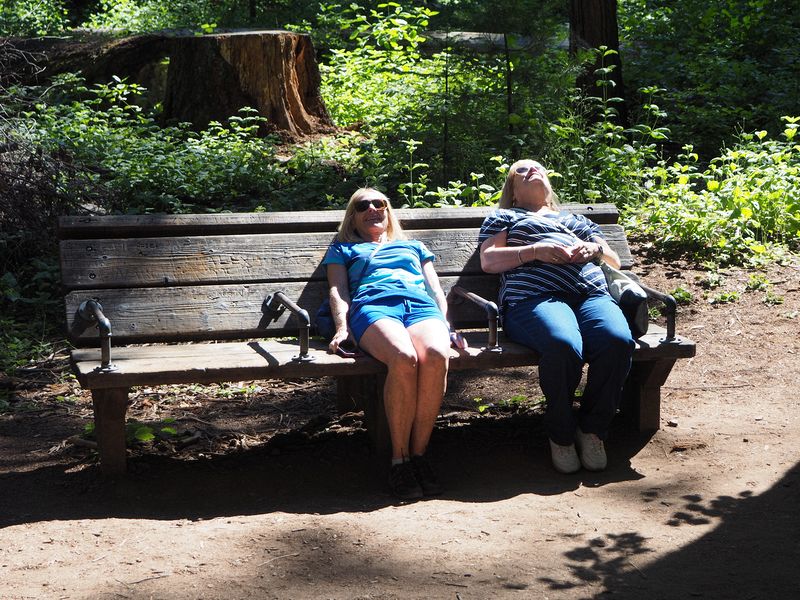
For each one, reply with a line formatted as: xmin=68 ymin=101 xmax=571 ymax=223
xmin=177 ymin=431 xmax=202 ymax=448
xmin=117 ymin=573 xmax=171 ymax=586
xmin=177 ymin=414 xmax=215 ymax=426
xmin=256 ymin=552 xmax=300 ymax=566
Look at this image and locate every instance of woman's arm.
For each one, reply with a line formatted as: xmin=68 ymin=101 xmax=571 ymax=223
xmin=422 ymin=260 xmax=467 ymax=349
xmin=480 ymin=230 xmax=572 ymax=272
xmin=590 ymin=237 xmax=622 ymax=269
xmin=326 ymin=263 xmax=352 ymax=353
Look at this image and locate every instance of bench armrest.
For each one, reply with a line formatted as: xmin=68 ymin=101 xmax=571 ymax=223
xmin=264 ymin=291 xmax=312 ymax=361
xmin=77 ymin=299 xmax=117 ymax=371
xmin=623 ymin=271 xmax=678 ymax=340
xmin=448 ymin=286 xmax=500 ymax=351
xmin=638 ymin=283 xmax=678 ymax=341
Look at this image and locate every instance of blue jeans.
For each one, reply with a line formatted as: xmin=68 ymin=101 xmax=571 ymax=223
xmin=503 ymin=292 xmax=635 ymax=445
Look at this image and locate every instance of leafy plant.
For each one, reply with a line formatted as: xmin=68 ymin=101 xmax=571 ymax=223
xmin=763 ymin=291 xmax=784 ymax=306
xmin=0 ymin=0 xmax=68 ymax=35
xmin=708 ymin=291 xmax=740 ymax=305
xmin=473 ymin=393 xmax=544 ymax=413
xmin=670 ymin=286 xmax=694 ymax=305
xmin=628 ymin=119 xmax=800 ymax=266
xmin=619 ymin=0 xmax=800 ymax=158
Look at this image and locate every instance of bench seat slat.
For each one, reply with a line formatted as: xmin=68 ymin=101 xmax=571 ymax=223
xmin=70 ymin=328 xmax=695 ymax=390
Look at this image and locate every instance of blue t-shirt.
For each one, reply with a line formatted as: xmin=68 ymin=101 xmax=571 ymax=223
xmin=478 ymin=208 xmax=608 ymax=308
xmin=322 ymin=239 xmax=436 ymax=304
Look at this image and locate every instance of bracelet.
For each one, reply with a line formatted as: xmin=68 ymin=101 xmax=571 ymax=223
xmin=517 ymin=247 xmax=524 ymax=265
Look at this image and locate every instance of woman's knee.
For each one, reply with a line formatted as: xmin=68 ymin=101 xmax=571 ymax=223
xmin=420 ymin=342 xmax=450 ymax=371
xmin=544 ymin=334 xmax=583 ymax=364
xmin=604 ymin=329 xmax=636 ymax=357
xmin=387 ymin=348 xmax=419 ymax=375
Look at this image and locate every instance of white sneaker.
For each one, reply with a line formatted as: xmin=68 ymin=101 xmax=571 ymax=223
xmin=576 ymin=429 xmax=607 ymax=471
xmin=549 ymin=439 xmax=581 ymax=474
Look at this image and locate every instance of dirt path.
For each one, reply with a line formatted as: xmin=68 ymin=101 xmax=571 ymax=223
xmin=1 ymin=259 xmax=799 ymax=599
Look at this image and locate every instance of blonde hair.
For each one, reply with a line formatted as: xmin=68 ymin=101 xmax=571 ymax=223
xmin=498 ymin=159 xmax=560 ymax=210
xmin=336 ymin=188 xmax=407 ymax=242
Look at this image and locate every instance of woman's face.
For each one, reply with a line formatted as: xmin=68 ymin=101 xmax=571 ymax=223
xmin=353 ymin=195 xmax=389 ymax=240
xmin=511 ymin=160 xmax=551 ymax=200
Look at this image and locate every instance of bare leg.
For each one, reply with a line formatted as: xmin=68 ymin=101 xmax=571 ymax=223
xmin=358 ymin=319 xmax=420 ymax=461
xmin=406 ymin=319 xmax=451 ymax=455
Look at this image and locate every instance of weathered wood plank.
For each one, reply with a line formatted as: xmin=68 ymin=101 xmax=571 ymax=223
xmin=64 ymin=275 xmax=502 ymax=342
xmin=70 ymin=329 xmax=695 ymax=390
xmin=60 ymin=224 xmax=631 ymax=290
xmin=58 ymin=204 xmax=620 ymax=239
xmin=91 ymin=388 xmax=129 ymax=475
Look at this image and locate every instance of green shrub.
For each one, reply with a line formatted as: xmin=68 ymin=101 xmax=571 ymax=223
xmin=0 ymin=0 xmax=68 ymax=36
xmin=628 ymin=117 xmax=800 ymax=265
xmin=81 ymin=0 xmax=248 ymax=33
xmin=619 ymin=0 xmax=800 ymax=158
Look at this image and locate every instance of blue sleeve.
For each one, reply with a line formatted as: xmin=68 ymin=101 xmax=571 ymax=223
xmin=321 ymin=242 xmax=348 ymax=266
xmin=415 ymin=240 xmax=436 ymax=263
xmin=478 ymin=210 xmax=510 ymax=244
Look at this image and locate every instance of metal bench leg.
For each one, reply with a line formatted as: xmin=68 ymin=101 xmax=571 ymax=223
xmin=622 ymin=359 xmax=677 ymax=431
xmin=91 ymin=388 xmax=130 ymax=475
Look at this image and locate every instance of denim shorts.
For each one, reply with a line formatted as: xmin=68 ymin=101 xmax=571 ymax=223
xmin=349 ymin=293 xmax=446 ymax=342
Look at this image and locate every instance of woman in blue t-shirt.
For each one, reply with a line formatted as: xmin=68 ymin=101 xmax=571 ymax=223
xmin=479 ymin=159 xmax=635 ymax=475
xmin=323 ymin=187 xmax=466 ymax=500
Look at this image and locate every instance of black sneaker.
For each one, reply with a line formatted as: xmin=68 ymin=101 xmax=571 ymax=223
xmin=411 ymin=454 xmax=443 ymax=496
xmin=388 ymin=462 xmax=423 ymax=501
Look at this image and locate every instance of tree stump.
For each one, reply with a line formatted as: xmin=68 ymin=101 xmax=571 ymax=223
xmin=162 ymin=30 xmax=334 ymax=138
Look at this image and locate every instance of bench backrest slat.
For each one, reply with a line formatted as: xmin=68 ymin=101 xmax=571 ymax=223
xmin=58 ymin=204 xmax=619 ymax=238
xmin=64 ymin=274 xmax=504 ymax=343
xmin=59 ymin=205 xmax=629 ymax=345
xmin=60 ymin=224 xmax=630 ymax=290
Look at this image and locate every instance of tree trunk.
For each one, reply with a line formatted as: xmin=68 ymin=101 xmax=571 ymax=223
xmin=569 ymin=0 xmax=628 ymax=126
xmin=162 ymin=30 xmax=334 ymax=138
xmin=5 ymin=30 xmax=334 ymax=138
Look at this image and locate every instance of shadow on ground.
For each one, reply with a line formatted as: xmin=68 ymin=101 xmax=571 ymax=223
xmin=540 ymin=462 xmax=800 ymax=598
xmin=0 ymin=413 xmax=649 ymax=527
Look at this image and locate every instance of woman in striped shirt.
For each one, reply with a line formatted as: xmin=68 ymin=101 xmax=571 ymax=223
xmin=479 ymin=159 xmax=635 ymax=474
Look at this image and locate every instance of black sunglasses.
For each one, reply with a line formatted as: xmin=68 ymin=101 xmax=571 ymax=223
xmin=354 ymin=198 xmax=387 ymax=212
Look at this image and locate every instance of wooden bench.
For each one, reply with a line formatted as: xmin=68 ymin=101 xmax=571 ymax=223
xmin=58 ymin=205 xmax=696 ymax=474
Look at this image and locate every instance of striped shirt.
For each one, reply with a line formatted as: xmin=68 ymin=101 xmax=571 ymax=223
xmin=478 ymin=208 xmax=608 ymax=308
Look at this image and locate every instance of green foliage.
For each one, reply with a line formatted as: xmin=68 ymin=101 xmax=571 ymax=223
xmin=0 ymin=0 xmax=68 ymax=35
xmin=474 ymin=393 xmax=544 ymax=413
xmin=15 ymin=75 xmax=277 ymax=212
xmin=763 ymin=290 xmax=784 ymax=306
xmin=0 ymin=255 xmax=60 ymax=375
xmin=708 ymin=290 xmax=740 ymax=305
xmin=83 ymin=418 xmax=181 ymax=446
xmin=619 ymin=0 xmax=800 ymax=157
xmin=81 ymin=0 xmax=249 ymax=33
xmin=544 ymin=59 xmax=670 ymax=206
xmin=628 ymin=118 xmax=800 ymax=265
xmin=670 ymin=286 xmax=694 ymax=305
xmin=745 ymin=273 xmax=771 ymax=291
xmin=0 ymin=315 xmax=56 ymax=374
xmin=745 ymin=274 xmax=785 ymax=305
xmin=317 ymin=2 xmax=577 ymax=200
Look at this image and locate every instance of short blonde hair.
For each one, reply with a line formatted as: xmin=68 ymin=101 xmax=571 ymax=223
xmin=498 ymin=159 xmax=560 ymax=209
xmin=337 ymin=188 xmax=407 ymax=242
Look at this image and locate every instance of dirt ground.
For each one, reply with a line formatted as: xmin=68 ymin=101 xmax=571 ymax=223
xmin=1 ymin=254 xmax=799 ymax=600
